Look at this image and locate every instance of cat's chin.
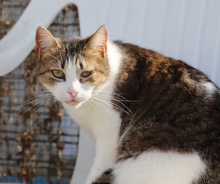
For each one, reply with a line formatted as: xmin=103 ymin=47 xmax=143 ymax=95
xmin=63 ymin=99 xmax=84 ymax=108
xmin=66 ymin=99 xmax=79 ymax=105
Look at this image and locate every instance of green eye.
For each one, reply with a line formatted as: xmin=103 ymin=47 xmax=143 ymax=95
xmin=81 ymin=71 xmax=93 ymax=78
xmin=52 ymin=70 xmax=65 ymax=79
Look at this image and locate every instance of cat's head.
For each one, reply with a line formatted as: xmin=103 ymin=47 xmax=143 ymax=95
xmin=35 ymin=25 xmax=110 ymax=108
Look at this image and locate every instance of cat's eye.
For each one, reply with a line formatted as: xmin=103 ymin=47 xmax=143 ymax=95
xmin=52 ymin=70 xmax=65 ymax=80
xmin=81 ymin=71 xmax=93 ymax=78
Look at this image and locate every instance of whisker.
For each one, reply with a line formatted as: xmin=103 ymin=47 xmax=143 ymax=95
xmin=89 ymin=98 xmax=112 ymax=117
xmin=24 ymin=98 xmax=58 ymax=127
xmin=18 ymin=94 xmax=54 ymax=110
xmin=92 ymin=94 xmax=133 ymax=116
xmin=19 ymin=98 xmax=54 ymax=119
xmin=91 ymin=95 xmax=132 ymax=116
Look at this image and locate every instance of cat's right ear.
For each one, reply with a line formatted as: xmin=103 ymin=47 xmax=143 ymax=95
xmin=35 ymin=26 xmax=61 ymax=59
xmin=84 ymin=25 xmax=108 ymax=58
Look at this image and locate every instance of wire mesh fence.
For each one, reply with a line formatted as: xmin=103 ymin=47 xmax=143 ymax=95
xmin=0 ymin=0 xmax=80 ymax=183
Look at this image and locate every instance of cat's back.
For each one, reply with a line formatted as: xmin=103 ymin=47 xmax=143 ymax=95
xmin=116 ymin=41 xmax=219 ymax=107
xmin=113 ymin=41 xmax=220 ymax=184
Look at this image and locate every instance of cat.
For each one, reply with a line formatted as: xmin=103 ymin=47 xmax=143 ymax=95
xmin=35 ymin=25 xmax=220 ymax=184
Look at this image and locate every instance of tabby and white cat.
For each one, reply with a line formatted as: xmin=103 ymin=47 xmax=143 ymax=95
xmin=35 ymin=25 xmax=220 ymax=184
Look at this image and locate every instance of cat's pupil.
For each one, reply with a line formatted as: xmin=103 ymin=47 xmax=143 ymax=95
xmin=51 ymin=70 xmax=65 ymax=80
xmin=81 ymin=71 xmax=93 ymax=78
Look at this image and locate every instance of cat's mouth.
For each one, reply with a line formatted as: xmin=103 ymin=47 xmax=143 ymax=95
xmin=65 ymin=99 xmax=79 ymax=105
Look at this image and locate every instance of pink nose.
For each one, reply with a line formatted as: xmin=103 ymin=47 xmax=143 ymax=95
xmin=67 ymin=89 xmax=78 ymax=98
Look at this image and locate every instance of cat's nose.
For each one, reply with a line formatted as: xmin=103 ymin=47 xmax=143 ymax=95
xmin=67 ymin=89 xmax=78 ymax=98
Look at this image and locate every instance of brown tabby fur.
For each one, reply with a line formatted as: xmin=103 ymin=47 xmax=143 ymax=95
xmin=110 ymin=42 xmax=220 ymax=183
xmin=35 ymin=26 xmax=220 ymax=184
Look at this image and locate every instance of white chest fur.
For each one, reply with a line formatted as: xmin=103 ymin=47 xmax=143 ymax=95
xmin=63 ymin=97 xmax=121 ymax=138
xmin=63 ymin=96 xmax=121 ymax=183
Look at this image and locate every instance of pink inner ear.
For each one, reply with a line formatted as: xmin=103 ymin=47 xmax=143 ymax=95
xmin=86 ymin=25 xmax=108 ymax=56
xmin=100 ymin=28 xmax=107 ymax=54
xmin=35 ymin=26 xmax=58 ymax=58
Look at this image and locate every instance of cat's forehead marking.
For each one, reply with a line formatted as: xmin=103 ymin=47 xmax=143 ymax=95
xmin=60 ymin=47 xmax=70 ymax=69
xmin=62 ymin=39 xmax=88 ymax=70
xmin=65 ymin=37 xmax=88 ymax=55
xmin=73 ymin=53 xmax=84 ymax=70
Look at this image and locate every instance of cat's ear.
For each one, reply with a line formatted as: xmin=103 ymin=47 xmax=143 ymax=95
xmin=85 ymin=25 xmax=108 ymax=57
xmin=35 ymin=26 xmax=61 ymax=59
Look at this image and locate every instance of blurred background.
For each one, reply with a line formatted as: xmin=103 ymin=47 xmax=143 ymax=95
xmin=0 ymin=0 xmax=80 ymax=183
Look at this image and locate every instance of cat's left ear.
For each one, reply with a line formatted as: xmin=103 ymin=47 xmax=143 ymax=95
xmin=35 ymin=26 xmax=61 ymax=59
xmin=85 ymin=25 xmax=108 ymax=57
